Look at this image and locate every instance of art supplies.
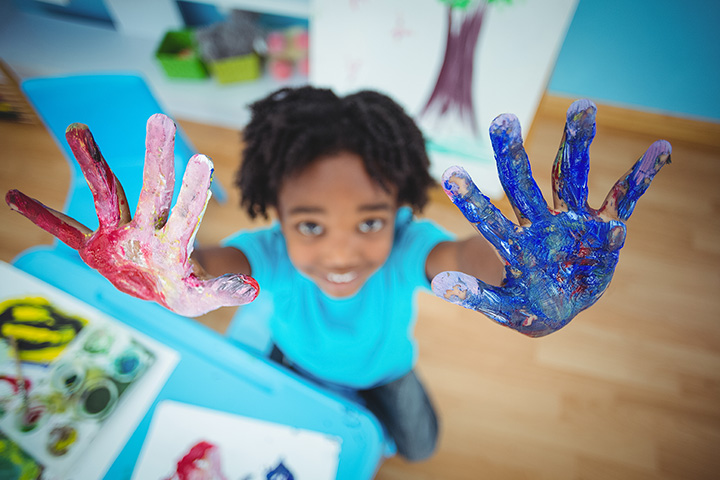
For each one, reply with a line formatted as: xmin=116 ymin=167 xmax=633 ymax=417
xmin=0 ymin=262 xmax=178 ymax=480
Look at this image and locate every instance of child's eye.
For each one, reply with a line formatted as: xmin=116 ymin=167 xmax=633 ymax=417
xmin=297 ymin=222 xmax=324 ymax=236
xmin=358 ymin=219 xmax=385 ymax=234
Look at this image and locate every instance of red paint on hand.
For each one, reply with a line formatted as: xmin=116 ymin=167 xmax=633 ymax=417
xmin=6 ymin=114 xmax=259 ymax=317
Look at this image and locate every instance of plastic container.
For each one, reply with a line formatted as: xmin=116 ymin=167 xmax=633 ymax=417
xmin=208 ymin=53 xmax=261 ymax=84
xmin=155 ymin=30 xmax=208 ymax=79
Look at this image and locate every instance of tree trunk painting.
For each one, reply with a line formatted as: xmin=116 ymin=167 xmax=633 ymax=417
xmin=420 ymin=1 xmax=488 ymax=140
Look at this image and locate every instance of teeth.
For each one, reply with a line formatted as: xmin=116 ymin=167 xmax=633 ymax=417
xmin=327 ymin=272 xmax=358 ymax=284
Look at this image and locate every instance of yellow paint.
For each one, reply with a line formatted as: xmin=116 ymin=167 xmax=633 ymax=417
xmin=51 ymin=427 xmax=78 ymax=454
xmin=12 ymin=305 xmax=53 ymax=323
xmin=2 ymin=324 xmax=77 ymax=345
xmin=1 ymin=297 xmax=88 ymax=364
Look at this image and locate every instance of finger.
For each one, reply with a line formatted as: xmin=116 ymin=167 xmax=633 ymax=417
xmin=133 ymin=114 xmax=177 ymax=229
xmin=432 ymin=271 xmax=568 ymax=338
xmin=441 ymin=166 xmax=518 ymax=263
xmin=432 ymin=271 xmax=515 ymax=326
xmin=172 ymin=274 xmax=260 ymax=317
xmin=162 ymin=154 xmax=214 ymax=261
xmin=599 ymin=140 xmax=671 ymax=221
xmin=6 ymin=189 xmax=90 ymax=250
xmin=551 ymin=99 xmax=596 ymax=212
xmin=489 ymin=113 xmax=549 ymax=224
xmin=65 ymin=124 xmax=130 ymax=228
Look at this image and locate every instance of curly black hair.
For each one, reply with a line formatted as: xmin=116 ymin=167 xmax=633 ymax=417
xmin=237 ymin=86 xmax=435 ymax=219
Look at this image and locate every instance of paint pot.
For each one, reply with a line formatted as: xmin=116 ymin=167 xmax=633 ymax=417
xmin=15 ymin=398 xmax=46 ymax=433
xmin=46 ymin=424 xmax=78 ymax=456
xmin=82 ymin=328 xmax=114 ymax=354
xmin=77 ymin=377 xmax=118 ymax=420
xmin=112 ymin=345 xmax=146 ymax=384
xmin=50 ymin=361 xmax=86 ymax=395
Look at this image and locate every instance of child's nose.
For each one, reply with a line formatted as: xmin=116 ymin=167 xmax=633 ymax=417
xmin=324 ymin=233 xmax=361 ymax=267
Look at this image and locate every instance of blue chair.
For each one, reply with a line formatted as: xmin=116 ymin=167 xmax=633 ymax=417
xmin=21 ymin=72 xmax=227 ymax=244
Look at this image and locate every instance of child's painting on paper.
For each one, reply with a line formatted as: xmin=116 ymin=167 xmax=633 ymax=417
xmin=310 ymin=0 xmax=579 ymax=197
xmin=133 ymin=401 xmax=341 ymax=480
xmin=0 ymin=262 xmax=179 ymax=480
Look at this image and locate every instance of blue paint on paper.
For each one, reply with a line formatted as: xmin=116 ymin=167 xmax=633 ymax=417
xmin=267 ymin=461 xmax=294 ymax=480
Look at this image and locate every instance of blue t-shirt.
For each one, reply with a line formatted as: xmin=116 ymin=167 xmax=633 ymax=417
xmin=222 ymin=207 xmax=453 ymax=389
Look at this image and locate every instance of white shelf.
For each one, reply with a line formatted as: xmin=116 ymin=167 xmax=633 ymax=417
xmin=0 ymin=2 xmax=309 ymax=130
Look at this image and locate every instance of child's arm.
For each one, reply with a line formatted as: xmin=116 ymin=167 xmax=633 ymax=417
xmin=426 ymin=236 xmax=505 ymax=289
xmin=5 ymin=114 xmax=259 ymax=317
xmin=193 ymin=246 xmax=251 ymax=278
xmin=428 ymin=99 xmax=670 ymax=337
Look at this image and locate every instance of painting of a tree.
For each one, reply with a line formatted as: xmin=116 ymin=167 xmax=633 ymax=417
xmin=310 ymin=0 xmax=578 ymax=197
xmin=419 ymin=0 xmax=510 ymax=141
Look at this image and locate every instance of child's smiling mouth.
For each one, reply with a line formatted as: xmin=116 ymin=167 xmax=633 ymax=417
xmin=326 ymin=271 xmax=358 ymax=284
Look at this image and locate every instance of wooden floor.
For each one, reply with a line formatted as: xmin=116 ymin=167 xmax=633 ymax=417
xmin=1 ymin=94 xmax=719 ymax=479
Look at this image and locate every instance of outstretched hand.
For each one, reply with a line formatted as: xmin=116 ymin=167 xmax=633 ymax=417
xmin=432 ymin=99 xmax=670 ymax=337
xmin=6 ymin=114 xmax=258 ymax=317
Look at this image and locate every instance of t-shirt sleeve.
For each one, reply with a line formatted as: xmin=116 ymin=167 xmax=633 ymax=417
xmin=392 ymin=208 xmax=455 ymax=290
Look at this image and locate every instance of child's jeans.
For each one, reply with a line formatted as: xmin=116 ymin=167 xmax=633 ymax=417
xmin=269 ymin=345 xmax=439 ymax=461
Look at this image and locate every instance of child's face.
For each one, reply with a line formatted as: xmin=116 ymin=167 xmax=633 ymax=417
xmin=277 ymin=151 xmax=398 ymax=298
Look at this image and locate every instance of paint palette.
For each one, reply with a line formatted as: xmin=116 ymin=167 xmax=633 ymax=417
xmin=0 ymin=262 xmax=178 ymax=480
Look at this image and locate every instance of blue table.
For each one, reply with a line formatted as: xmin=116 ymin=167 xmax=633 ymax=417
xmin=12 ymin=247 xmax=387 ymax=479
xmin=13 ymin=71 xmax=389 ymax=478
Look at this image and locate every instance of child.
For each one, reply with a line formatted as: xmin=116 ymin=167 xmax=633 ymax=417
xmin=5 ymin=85 xmax=670 ymax=463
xmin=194 ymin=86 xmax=505 ymax=461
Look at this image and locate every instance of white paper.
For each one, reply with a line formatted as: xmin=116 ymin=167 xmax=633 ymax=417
xmin=133 ymin=400 xmax=341 ymax=480
xmin=310 ymin=0 xmax=578 ymax=198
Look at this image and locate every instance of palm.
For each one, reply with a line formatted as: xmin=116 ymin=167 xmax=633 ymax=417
xmin=432 ymin=99 xmax=671 ymax=337
xmin=6 ymin=114 xmax=258 ymax=317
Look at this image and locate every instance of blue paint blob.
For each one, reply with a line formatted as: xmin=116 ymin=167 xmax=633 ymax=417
xmin=267 ymin=461 xmax=294 ymax=480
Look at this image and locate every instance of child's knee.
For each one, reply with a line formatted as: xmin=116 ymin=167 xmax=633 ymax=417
xmin=396 ymin=415 xmax=439 ymax=462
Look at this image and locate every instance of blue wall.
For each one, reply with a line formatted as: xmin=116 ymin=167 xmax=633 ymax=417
xmin=548 ymin=0 xmax=720 ymax=121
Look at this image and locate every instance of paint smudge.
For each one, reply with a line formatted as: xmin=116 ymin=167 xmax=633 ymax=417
xmin=165 ymin=440 xmax=227 ymax=480
xmin=267 ymin=461 xmax=294 ymax=480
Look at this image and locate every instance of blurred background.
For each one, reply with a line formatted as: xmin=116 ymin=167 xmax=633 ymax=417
xmin=0 ymin=0 xmax=718 ymax=479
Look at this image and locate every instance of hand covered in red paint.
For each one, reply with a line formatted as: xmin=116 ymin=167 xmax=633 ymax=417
xmin=6 ymin=114 xmax=258 ymax=317
xmin=432 ymin=99 xmax=671 ymax=337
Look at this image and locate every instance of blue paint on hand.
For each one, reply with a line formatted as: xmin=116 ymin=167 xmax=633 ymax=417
xmin=432 ymin=99 xmax=671 ymax=337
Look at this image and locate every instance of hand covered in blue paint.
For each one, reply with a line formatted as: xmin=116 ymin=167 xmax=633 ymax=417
xmin=432 ymin=99 xmax=671 ymax=337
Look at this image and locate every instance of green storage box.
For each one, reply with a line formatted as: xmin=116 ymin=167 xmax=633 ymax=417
xmin=155 ymin=30 xmax=208 ymax=79
xmin=209 ymin=53 xmax=261 ymax=84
